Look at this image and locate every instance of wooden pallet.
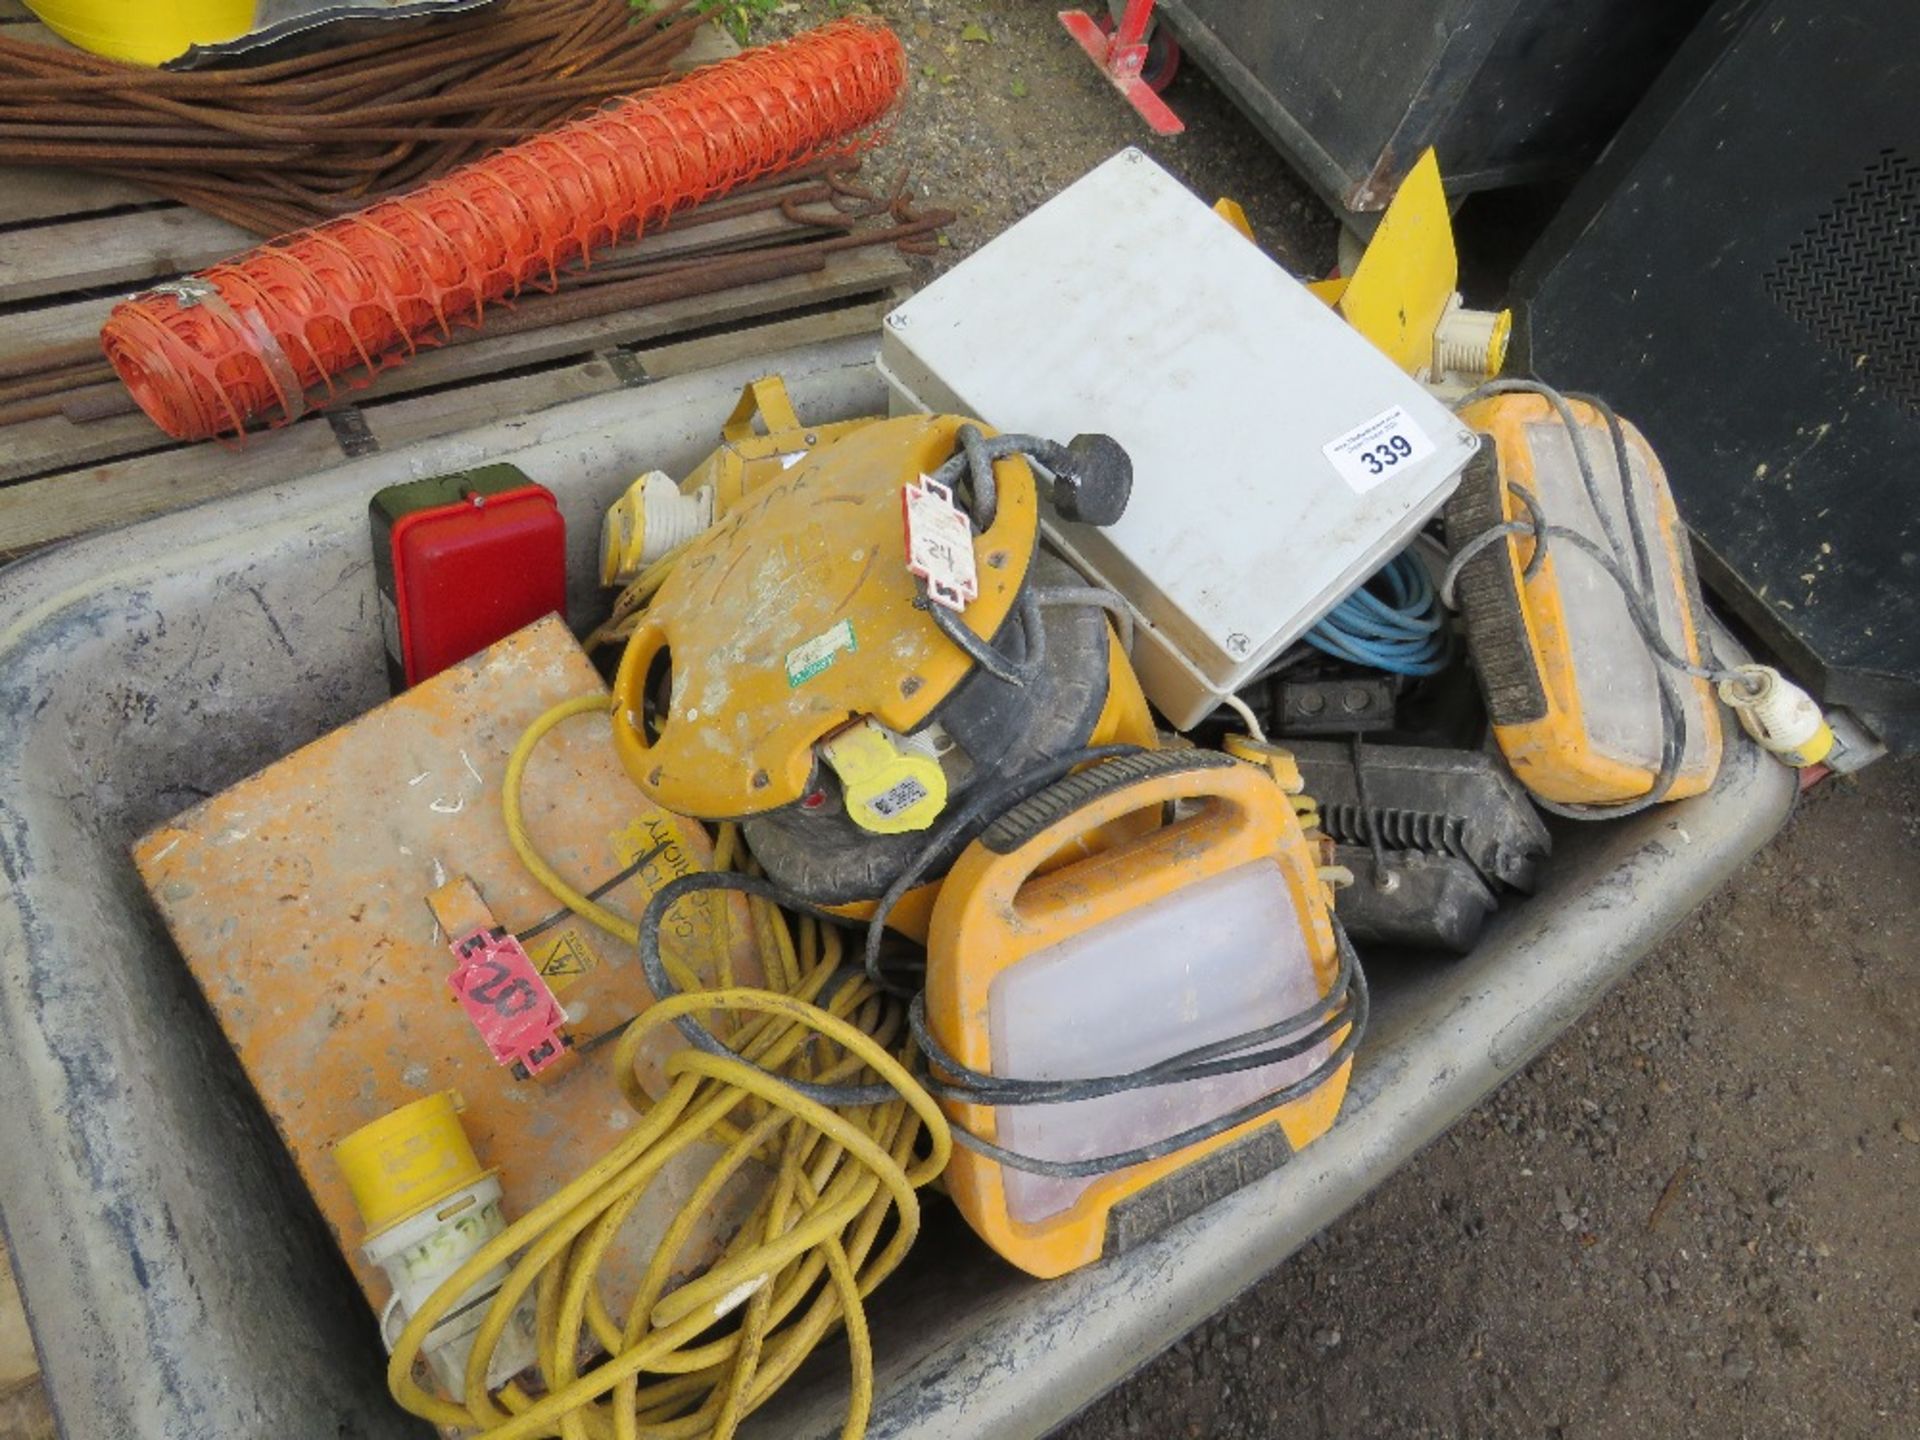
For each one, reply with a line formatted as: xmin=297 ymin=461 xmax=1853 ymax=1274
xmin=0 ymin=5 xmax=911 ymax=558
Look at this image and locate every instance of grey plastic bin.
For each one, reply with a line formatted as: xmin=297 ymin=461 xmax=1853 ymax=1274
xmin=0 ymin=334 xmax=1795 ymax=1440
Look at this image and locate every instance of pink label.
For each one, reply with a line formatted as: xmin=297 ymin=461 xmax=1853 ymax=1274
xmin=447 ymin=930 xmax=569 ymax=1076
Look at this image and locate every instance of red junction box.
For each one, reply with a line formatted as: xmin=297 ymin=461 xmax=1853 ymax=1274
xmin=369 ymin=464 xmax=567 ymax=689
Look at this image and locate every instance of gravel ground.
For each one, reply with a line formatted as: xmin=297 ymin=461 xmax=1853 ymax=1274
xmin=766 ymin=4 xmax=1920 ymax=1437
xmin=769 ymin=0 xmax=1339 ymax=276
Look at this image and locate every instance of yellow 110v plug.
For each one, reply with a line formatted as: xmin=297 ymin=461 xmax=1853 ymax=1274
xmin=335 ymin=1091 xmax=535 ymax=1396
xmin=819 ymin=718 xmax=949 ymax=835
xmin=600 ymin=471 xmax=715 ymax=587
xmin=1716 ymin=664 xmax=1836 ymax=769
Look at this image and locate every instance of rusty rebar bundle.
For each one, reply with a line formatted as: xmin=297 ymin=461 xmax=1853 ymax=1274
xmin=0 ymin=162 xmax=949 ymax=434
xmin=0 ymin=0 xmax=710 ymax=234
xmin=98 ymin=20 xmax=910 ymax=441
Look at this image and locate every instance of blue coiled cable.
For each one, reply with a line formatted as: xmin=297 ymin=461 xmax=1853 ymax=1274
xmin=1304 ymin=549 xmax=1448 ymax=676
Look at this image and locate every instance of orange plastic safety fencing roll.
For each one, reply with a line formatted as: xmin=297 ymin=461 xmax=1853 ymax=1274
xmin=99 ymin=20 xmax=908 ymax=442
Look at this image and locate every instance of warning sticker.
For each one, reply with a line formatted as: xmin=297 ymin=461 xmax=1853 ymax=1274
xmin=1322 ymin=405 xmax=1436 ymax=494
xmin=785 ymin=618 xmax=857 ymax=688
xmin=527 ymin=927 xmax=599 ymax=993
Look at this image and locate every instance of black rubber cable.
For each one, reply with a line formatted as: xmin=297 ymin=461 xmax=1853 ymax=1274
xmin=917 ymin=585 xmax=1044 ymax=687
xmin=1348 ymin=733 xmax=1396 ymax=890
xmin=1032 ymin=583 xmax=1134 ymax=653
xmin=517 ymin=841 xmax=668 ymax=943
xmin=930 ymin=423 xmax=1090 ymax=531
xmin=1569 ymin=391 xmax=1658 ymax=597
xmin=914 ymin=426 xmax=1132 ymax=685
xmin=908 ymin=924 xmax=1359 ymax=1105
xmin=919 ymin=925 xmax=1368 ymax=1179
xmin=637 ymin=868 xmax=905 ymax=1108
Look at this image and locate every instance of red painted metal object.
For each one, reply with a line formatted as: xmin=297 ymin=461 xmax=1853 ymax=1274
xmin=1058 ymin=1 xmax=1184 ymax=135
xmin=372 ymin=466 xmax=567 ymax=691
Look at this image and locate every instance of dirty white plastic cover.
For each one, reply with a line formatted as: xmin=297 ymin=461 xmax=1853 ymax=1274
xmin=988 ymin=858 xmax=1328 ymax=1223
xmin=878 ymin=148 xmax=1478 ymax=729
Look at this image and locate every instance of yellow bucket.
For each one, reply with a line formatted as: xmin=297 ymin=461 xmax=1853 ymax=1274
xmin=23 ymin=1 xmax=257 ymax=67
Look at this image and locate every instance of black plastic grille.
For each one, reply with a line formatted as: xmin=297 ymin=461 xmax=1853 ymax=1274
xmin=1766 ymin=147 xmax=1920 ymax=415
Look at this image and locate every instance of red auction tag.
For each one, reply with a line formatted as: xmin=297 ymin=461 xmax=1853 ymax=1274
xmin=448 ymin=930 xmax=569 ymax=1076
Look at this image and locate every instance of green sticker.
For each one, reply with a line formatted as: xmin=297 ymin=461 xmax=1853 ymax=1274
xmin=785 ymin=619 xmax=857 ymax=688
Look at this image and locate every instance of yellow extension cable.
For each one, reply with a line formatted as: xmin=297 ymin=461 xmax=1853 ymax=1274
xmin=391 ymin=696 xmax=952 ymax=1440
xmin=581 ymin=542 xmax=690 ymax=653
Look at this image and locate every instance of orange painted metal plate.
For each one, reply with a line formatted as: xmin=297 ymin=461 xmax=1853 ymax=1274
xmin=133 ymin=616 xmax=766 ymax=1316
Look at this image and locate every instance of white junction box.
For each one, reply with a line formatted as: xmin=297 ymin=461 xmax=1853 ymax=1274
xmin=880 ymin=148 xmax=1479 ymax=730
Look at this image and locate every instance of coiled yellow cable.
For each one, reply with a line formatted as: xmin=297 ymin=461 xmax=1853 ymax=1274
xmin=582 ymin=541 xmax=691 ymax=652
xmin=389 ymin=697 xmax=951 ymax=1440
